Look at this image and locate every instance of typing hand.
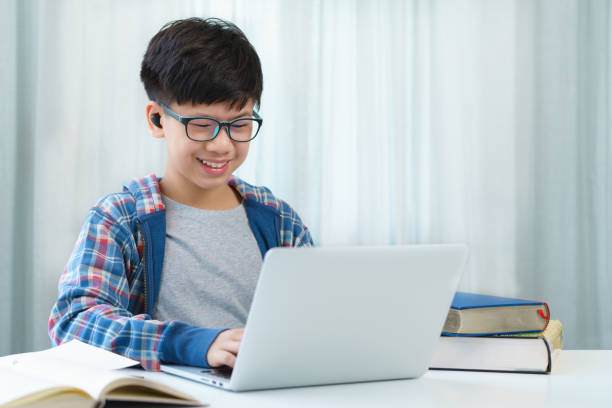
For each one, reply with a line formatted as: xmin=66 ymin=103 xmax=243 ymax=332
xmin=206 ymin=328 xmax=244 ymax=368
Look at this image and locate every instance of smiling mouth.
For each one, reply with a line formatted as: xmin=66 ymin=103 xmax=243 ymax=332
xmin=197 ymin=158 xmax=230 ymax=168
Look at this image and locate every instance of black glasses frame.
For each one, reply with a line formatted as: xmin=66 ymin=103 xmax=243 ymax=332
xmin=159 ymin=102 xmax=263 ymax=142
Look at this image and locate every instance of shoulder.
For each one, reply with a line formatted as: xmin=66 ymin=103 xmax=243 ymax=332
xmin=229 ymin=176 xmax=291 ymax=215
xmin=86 ymin=173 xmax=164 ymax=232
xmin=92 ymin=191 xmax=137 ymax=223
xmin=229 ymin=176 xmax=314 ymax=246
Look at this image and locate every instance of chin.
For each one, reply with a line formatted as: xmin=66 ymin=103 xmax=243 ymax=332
xmin=193 ymin=179 xmax=226 ymax=191
xmin=195 ymin=173 xmax=233 ymax=189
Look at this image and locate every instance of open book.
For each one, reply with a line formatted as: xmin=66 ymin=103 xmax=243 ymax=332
xmin=0 ymin=340 xmax=204 ymax=408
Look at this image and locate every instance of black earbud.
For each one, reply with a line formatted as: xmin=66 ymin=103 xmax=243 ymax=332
xmin=150 ymin=113 xmax=162 ymax=128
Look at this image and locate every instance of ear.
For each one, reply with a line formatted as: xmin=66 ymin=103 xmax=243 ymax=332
xmin=146 ymin=101 xmax=165 ymax=139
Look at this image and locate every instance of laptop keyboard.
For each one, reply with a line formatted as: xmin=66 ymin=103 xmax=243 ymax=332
xmin=201 ymin=367 xmax=233 ymax=379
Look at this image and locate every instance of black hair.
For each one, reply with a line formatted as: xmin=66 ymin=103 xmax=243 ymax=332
xmin=140 ymin=17 xmax=263 ymax=109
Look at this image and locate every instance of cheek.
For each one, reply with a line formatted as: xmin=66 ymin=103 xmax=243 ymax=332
xmin=166 ymin=140 xmax=185 ymax=162
xmin=235 ymin=143 xmax=250 ymax=163
xmin=167 ymin=132 xmax=196 ymax=158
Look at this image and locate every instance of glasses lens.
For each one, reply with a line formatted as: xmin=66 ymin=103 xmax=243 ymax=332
xmin=230 ymin=119 xmax=260 ymax=141
xmin=187 ymin=118 xmax=219 ymax=141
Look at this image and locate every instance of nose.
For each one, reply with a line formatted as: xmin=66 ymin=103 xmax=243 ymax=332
xmin=207 ymin=125 xmax=233 ymax=153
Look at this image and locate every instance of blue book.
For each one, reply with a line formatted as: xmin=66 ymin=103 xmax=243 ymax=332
xmin=441 ymin=292 xmax=550 ymax=336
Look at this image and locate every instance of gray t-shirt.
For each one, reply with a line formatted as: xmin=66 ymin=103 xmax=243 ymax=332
xmin=152 ymin=195 xmax=263 ymax=329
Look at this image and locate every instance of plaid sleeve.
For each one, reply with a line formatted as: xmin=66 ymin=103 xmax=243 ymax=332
xmin=278 ymin=200 xmax=314 ymax=248
xmin=48 ymin=206 xmax=171 ymax=371
xmin=294 ymin=223 xmax=314 ymax=247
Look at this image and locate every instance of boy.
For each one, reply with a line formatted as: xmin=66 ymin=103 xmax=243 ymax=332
xmin=48 ymin=17 xmax=313 ymax=371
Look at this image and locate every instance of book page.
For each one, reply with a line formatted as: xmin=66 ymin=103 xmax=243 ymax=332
xmin=4 ymin=356 xmax=140 ymax=400
xmin=3 ymin=355 xmax=200 ymax=405
xmin=0 ymin=365 xmax=91 ymax=406
xmin=26 ymin=340 xmax=140 ymax=370
xmin=0 ymin=341 xmax=201 ymax=405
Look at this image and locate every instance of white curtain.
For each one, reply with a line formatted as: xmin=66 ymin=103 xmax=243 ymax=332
xmin=1 ymin=0 xmax=610 ymax=355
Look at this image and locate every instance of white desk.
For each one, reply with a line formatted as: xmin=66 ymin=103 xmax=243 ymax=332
xmin=122 ymin=351 xmax=612 ymax=407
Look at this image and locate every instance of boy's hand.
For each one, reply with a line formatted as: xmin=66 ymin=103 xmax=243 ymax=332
xmin=206 ymin=328 xmax=244 ymax=368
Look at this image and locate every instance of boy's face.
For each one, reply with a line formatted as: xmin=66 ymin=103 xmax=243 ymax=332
xmin=147 ymin=99 xmax=254 ymax=203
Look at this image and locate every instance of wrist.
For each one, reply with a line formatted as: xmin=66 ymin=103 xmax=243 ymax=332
xmin=159 ymin=321 xmax=227 ymax=368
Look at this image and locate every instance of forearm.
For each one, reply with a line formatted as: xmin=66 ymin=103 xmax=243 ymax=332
xmin=49 ymin=293 xmax=168 ymax=370
xmin=49 ymin=295 xmax=225 ymax=370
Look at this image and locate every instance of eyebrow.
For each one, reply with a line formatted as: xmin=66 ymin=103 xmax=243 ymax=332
xmin=191 ymin=111 xmax=253 ymax=119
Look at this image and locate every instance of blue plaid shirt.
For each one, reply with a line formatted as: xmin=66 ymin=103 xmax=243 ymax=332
xmin=48 ymin=174 xmax=313 ymax=370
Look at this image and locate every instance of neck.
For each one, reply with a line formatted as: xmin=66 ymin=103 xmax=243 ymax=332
xmin=159 ymin=172 xmax=241 ymax=211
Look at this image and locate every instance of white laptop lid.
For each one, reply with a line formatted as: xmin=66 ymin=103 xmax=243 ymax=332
xmin=223 ymin=244 xmax=468 ymax=391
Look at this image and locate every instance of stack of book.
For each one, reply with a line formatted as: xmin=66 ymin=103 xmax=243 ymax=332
xmin=430 ymin=292 xmax=564 ymax=374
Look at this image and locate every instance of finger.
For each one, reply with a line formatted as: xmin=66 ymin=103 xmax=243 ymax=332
xmin=208 ymin=349 xmax=234 ymax=368
xmin=230 ymin=328 xmax=245 ymax=341
xmin=218 ymin=328 xmax=241 ymax=342
xmin=219 ymin=350 xmax=237 ymax=368
xmin=220 ymin=339 xmax=241 ymax=355
xmin=224 ymin=328 xmax=242 ymax=339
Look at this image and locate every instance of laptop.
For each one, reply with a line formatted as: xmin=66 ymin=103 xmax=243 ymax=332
xmin=161 ymin=244 xmax=468 ymax=391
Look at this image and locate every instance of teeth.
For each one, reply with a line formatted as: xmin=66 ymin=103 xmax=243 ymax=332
xmin=199 ymin=159 xmax=227 ymax=168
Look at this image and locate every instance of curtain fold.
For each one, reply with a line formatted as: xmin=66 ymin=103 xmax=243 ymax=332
xmin=514 ymin=0 xmax=612 ymax=348
xmin=1 ymin=0 xmax=610 ymax=353
xmin=0 ymin=0 xmax=18 ymax=356
xmin=1 ymin=0 xmax=40 ymax=354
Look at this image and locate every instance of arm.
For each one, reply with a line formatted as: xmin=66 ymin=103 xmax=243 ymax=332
xmin=48 ymin=206 xmax=224 ymax=371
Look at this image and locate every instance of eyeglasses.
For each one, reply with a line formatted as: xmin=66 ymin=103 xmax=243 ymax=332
xmin=160 ymin=103 xmax=263 ymax=142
